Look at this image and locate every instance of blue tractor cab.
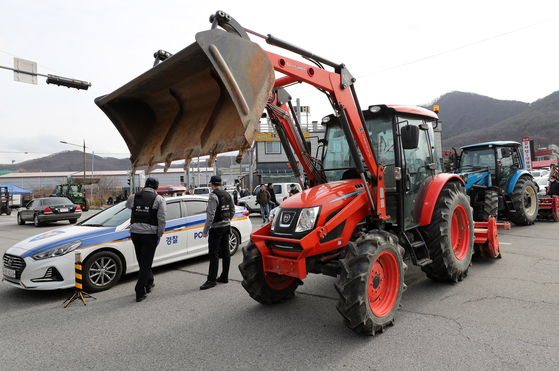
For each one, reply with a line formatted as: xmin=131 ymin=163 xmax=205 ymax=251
xmin=456 ymin=141 xmax=538 ymax=225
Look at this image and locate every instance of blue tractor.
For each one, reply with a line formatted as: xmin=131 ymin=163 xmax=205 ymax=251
xmin=455 ymin=141 xmax=539 ymax=225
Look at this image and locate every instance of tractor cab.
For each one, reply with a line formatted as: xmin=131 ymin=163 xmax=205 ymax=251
xmin=457 ymin=142 xmax=525 ymax=191
xmin=320 ymin=104 xmax=441 ymax=231
xmin=456 ymin=141 xmax=538 ymax=225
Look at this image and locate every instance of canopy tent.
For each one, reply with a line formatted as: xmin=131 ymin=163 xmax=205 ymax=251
xmin=0 ymin=184 xmax=33 ymax=194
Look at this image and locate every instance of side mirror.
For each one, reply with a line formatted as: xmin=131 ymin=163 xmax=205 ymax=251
xmin=401 ymin=125 xmax=420 ymax=150
xmin=501 ymin=148 xmax=511 ymax=158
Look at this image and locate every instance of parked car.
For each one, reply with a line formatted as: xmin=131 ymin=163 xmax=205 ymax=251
xmin=17 ymin=197 xmax=82 ymax=227
xmin=535 ymin=176 xmax=549 ymax=197
xmin=238 ymin=183 xmax=302 ymax=213
xmin=3 ymin=195 xmax=251 ymax=292
xmin=193 ymin=187 xmax=211 ymax=195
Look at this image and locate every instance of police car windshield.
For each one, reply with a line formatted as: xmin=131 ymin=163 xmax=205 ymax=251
xmin=80 ymin=202 xmax=132 ymax=227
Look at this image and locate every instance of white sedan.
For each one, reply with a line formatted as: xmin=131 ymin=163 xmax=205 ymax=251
xmin=2 ymin=195 xmax=251 ymax=292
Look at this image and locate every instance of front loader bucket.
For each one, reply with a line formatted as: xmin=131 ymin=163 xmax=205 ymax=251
xmin=95 ymin=28 xmax=274 ymax=172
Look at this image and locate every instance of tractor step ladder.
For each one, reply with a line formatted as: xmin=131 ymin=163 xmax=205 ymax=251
xmin=503 ymin=194 xmax=516 ymax=213
xmin=403 ymin=230 xmax=432 ymax=267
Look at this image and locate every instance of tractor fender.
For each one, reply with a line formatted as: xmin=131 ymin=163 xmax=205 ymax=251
xmin=505 ymin=170 xmax=532 ymax=194
xmin=417 ymin=173 xmax=465 ymax=226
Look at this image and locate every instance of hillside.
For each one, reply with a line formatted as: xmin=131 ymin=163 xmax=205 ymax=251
xmin=0 ymin=150 xmax=250 ymax=173
xmin=441 ymin=91 xmax=559 ymax=148
xmin=423 ymin=91 xmax=530 ymax=141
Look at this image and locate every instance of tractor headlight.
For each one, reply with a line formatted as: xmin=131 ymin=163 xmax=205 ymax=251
xmin=295 ymin=207 xmax=320 ymax=233
xmin=31 ymin=240 xmax=82 ymax=260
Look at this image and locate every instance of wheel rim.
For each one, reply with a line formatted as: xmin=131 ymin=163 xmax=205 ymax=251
xmin=368 ymin=251 xmax=399 ymax=317
xmin=524 ymin=186 xmax=537 ymax=216
xmin=264 ymin=272 xmax=295 ymax=290
xmin=451 ymin=204 xmax=470 ymax=260
xmin=229 ymin=232 xmax=238 ymax=253
xmin=89 ymin=257 xmax=118 ymax=287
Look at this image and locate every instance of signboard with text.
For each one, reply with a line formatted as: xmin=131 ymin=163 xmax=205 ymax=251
xmin=522 ymin=137 xmax=532 ymax=171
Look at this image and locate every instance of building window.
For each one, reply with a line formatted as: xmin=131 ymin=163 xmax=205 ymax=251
xmin=265 ymin=142 xmax=281 ymax=154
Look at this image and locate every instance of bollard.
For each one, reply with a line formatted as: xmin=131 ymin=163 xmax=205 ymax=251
xmin=63 ymin=251 xmax=96 ymax=307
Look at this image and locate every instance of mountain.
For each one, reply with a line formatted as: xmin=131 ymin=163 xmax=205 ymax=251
xmin=0 ymin=150 xmax=251 ymax=173
xmin=423 ymin=91 xmax=530 ymax=142
xmin=430 ymin=91 xmax=559 ymax=148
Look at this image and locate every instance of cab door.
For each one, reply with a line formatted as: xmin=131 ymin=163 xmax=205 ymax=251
xmin=184 ymin=199 xmax=209 ymax=257
xmin=152 ymin=200 xmax=188 ymax=265
xmin=399 ymin=117 xmax=436 ymax=230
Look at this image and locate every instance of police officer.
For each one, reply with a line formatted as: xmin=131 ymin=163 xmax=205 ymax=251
xmin=125 ymin=177 xmax=166 ymax=302
xmin=548 ymin=175 xmax=559 ymax=197
xmin=200 ymin=175 xmax=236 ymax=290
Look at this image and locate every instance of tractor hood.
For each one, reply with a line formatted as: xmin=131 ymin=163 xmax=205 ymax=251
xmin=280 ymin=180 xmax=366 ymax=209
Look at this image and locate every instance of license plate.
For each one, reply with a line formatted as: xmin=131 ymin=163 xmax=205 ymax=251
xmin=59 ymin=208 xmax=68 ymax=212
xmin=2 ymin=267 xmax=16 ymax=278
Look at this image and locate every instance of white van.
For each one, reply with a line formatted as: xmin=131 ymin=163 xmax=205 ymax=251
xmin=238 ymin=183 xmax=302 ymax=213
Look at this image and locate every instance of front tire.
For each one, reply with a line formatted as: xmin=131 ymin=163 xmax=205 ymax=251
xmin=83 ymin=198 xmax=90 ymax=212
xmin=420 ymin=182 xmax=474 ymax=283
xmin=335 ymin=231 xmax=406 ymax=336
xmin=474 ymin=189 xmax=498 ymax=222
xmin=17 ymin=213 xmax=25 ymax=225
xmin=82 ymin=250 xmax=123 ymax=292
xmin=238 ymin=240 xmax=302 ymax=304
xmin=508 ymin=177 xmax=538 ymax=225
xmin=229 ymin=229 xmax=240 ymax=256
xmin=69 ymin=218 xmax=78 ymax=224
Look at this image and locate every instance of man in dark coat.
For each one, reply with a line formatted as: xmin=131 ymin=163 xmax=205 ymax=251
xmin=267 ymin=183 xmax=278 ymax=209
xmin=548 ymin=175 xmax=559 ymax=197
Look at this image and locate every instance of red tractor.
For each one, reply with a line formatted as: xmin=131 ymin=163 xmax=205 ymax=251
xmin=95 ymin=10 xmax=501 ymax=335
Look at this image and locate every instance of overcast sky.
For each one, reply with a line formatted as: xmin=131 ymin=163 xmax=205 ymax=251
xmin=1 ymin=1 xmax=558 ymax=166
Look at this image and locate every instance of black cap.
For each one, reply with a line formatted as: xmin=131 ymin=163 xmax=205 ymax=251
xmin=145 ymin=177 xmax=159 ymax=189
xmin=210 ymin=175 xmax=222 ymax=185
xmin=290 ymin=183 xmax=296 ymax=187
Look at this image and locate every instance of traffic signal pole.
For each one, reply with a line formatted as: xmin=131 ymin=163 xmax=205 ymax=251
xmin=0 ymin=64 xmax=91 ymax=90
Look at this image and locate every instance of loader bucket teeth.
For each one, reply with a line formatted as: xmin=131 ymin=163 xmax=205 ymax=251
xmin=95 ymin=28 xmax=275 ymax=170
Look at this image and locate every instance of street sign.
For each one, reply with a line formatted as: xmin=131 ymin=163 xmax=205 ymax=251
xmin=13 ymin=58 xmax=37 ymax=84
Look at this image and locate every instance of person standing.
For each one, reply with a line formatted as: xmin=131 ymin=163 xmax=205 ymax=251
xmin=125 ymin=177 xmax=166 ymax=302
xmin=256 ymin=184 xmax=271 ymax=223
xmin=267 ymin=183 xmax=277 ymax=209
xmin=289 ymin=183 xmax=300 ymax=197
xmin=200 ymin=175 xmax=236 ymax=290
xmin=548 ymin=175 xmax=559 ymax=197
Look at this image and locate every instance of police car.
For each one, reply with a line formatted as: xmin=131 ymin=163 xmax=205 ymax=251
xmin=2 ymin=195 xmax=251 ymax=292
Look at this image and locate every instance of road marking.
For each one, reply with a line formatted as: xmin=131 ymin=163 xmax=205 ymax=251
xmin=499 ymin=242 xmax=512 ymax=245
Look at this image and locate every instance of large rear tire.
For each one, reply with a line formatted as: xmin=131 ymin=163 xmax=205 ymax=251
xmin=508 ymin=177 xmax=538 ymax=225
xmin=83 ymin=198 xmax=91 ymax=212
xmin=238 ymin=240 xmax=302 ymax=304
xmin=420 ymin=182 xmax=474 ymax=283
xmin=335 ymin=231 xmax=406 ymax=336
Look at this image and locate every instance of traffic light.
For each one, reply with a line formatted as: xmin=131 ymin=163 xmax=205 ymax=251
xmin=180 ymin=176 xmax=184 ymax=183
xmin=127 ymin=179 xmax=131 ymax=186
xmin=46 ymin=74 xmax=91 ymax=90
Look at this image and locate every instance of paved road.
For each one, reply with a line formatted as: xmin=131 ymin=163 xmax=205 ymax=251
xmin=1 ymin=211 xmax=558 ymax=370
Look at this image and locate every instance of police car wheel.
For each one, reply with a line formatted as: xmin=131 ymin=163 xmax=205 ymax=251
xmin=83 ymin=250 xmax=123 ymax=292
xmin=229 ymin=229 xmax=240 ymax=256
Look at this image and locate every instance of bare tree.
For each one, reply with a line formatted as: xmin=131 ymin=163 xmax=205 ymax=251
xmin=97 ymin=176 xmax=120 ymax=204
